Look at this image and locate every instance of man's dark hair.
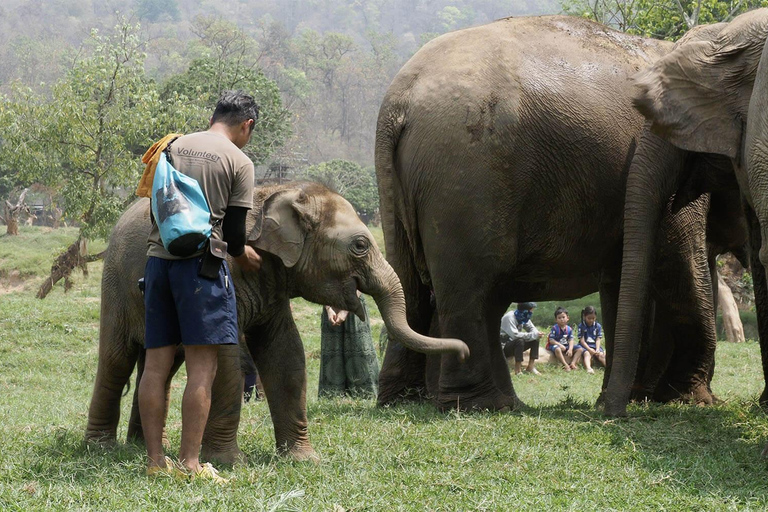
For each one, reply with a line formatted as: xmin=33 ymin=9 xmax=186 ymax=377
xmin=211 ymin=90 xmax=259 ymax=130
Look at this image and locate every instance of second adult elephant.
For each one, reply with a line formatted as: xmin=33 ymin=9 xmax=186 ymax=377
xmin=375 ymin=15 xmax=739 ymax=410
xmin=604 ymin=9 xmax=768 ymax=415
xmin=85 ymin=182 xmax=468 ymax=463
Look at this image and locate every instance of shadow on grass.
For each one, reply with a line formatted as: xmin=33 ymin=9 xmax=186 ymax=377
xmin=23 ymin=427 xmax=147 ymax=483
xmin=308 ymin=395 xmax=768 ymax=502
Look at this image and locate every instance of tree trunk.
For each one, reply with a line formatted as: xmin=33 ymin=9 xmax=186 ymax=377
xmin=4 ymin=208 xmax=19 ymax=235
xmin=717 ymin=271 xmax=745 ymax=343
xmin=3 ymin=188 xmax=29 ymax=236
xmin=37 ymin=237 xmax=105 ymax=299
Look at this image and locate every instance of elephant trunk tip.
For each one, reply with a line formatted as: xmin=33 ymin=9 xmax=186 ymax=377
xmin=454 ymin=339 xmax=470 ymax=362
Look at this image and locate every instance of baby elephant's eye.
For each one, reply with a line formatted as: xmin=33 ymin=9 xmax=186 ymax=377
xmin=351 ymin=236 xmax=370 ymax=256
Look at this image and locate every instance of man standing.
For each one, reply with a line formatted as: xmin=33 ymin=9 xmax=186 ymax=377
xmin=139 ymin=91 xmax=262 ymax=482
xmin=500 ymin=302 xmax=545 ymax=375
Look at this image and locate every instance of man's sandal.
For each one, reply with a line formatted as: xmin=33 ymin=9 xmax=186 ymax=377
xmin=146 ymin=456 xmax=186 ymax=480
xmin=191 ymin=463 xmax=229 ymax=484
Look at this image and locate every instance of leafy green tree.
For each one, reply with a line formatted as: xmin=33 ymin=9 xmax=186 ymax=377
xmin=0 ymin=21 xmax=199 ymax=296
xmin=562 ymin=0 xmax=768 ymax=40
xmin=161 ymin=17 xmax=291 ymax=164
xmin=437 ymin=5 xmax=476 ymax=31
xmin=161 ymin=58 xmax=290 ymax=164
xmin=302 ymin=159 xmax=379 ymax=223
xmin=0 ymin=22 xmax=197 ymax=240
xmin=134 ymin=0 xmax=180 ymax=22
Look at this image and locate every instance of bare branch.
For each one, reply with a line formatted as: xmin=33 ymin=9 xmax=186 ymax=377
xmin=16 ymin=188 xmax=28 ymax=207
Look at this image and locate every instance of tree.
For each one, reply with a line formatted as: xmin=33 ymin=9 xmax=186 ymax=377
xmin=0 ymin=188 xmax=29 ymax=236
xmin=0 ymin=21 xmax=200 ymax=297
xmin=134 ymin=0 xmax=180 ymax=22
xmin=301 ymin=159 xmax=379 ymax=224
xmin=161 ymin=17 xmax=291 ymax=165
xmin=562 ymin=0 xmax=768 ymax=40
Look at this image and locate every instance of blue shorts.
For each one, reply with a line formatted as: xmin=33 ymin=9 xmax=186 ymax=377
xmin=144 ymin=256 xmax=238 ymax=349
xmin=547 ymin=343 xmax=570 ymax=353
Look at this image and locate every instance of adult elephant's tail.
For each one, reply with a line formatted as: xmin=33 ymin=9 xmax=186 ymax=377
xmin=374 ymin=98 xmax=439 ymax=405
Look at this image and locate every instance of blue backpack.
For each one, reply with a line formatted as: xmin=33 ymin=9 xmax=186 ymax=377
xmin=151 ymin=147 xmax=212 ymax=257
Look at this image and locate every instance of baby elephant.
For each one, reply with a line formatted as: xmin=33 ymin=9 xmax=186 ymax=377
xmin=85 ymin=182 xmax=468 ymax=463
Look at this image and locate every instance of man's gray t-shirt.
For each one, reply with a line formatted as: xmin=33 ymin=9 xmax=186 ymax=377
xmin=147 ymin=131 xmax=254 ymax=259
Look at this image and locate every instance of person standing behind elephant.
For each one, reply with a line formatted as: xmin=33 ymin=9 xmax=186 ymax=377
xmin=319 ymin=292 xmax=379 ymax=398
xmin=547 ymin=307 xmax=575 ymax=371
xmin=139 ymin=91 xmax=263 ymax=482
xmin=571 ymin=306 xmax=606 ymax=374
xmin=500 ymin=302 xmax=545 ymax=375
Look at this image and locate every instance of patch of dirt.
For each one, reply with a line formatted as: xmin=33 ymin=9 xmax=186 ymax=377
xmin=0 ymin=270 xmax=27 ymax=295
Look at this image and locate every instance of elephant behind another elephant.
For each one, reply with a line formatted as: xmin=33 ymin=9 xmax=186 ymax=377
xmin=374 ymin=15 xmax=747 ymax=412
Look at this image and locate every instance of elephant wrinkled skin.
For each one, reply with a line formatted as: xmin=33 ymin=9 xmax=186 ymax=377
xmin=604 ymin=9 xmax=768 ymax=416
xmin=375 ymin=15 xmax=743 ymax=411
xmin=85 ymin=182 xmax=468 ymax=463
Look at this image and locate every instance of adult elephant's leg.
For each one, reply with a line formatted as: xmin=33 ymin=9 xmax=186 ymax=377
xmin=650 ymin=196 xmax=717 ymax=404
xmin=199 ymin=343 xmax=245 ymax=465
xmin=606 ymin=134 xmax=687 ymax=416
xmin=746 ymin=205 xmax=768 ymax=408
xmin=635 ymin=307 xmax=674 ymax=401
xmin=246 ymin=307 xmax=318 ymax=461
xmin=598 ymin=271 xmax=620 ymax=403
xmin=425 ymin=312 xmax=442 ymax=398
xmin=488 ymin=301 xmax=515 ymax=398
xmin=377 ymin=218 xmax=431 ymax=405
xmin=434 ymin=289 xmax=517 ymax=411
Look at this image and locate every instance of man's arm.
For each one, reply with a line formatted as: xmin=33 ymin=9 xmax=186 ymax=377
xmin=504 ymin=316 xmax=538 ymax=342
xmin=222 ymin=206 xmax=261 ymax=271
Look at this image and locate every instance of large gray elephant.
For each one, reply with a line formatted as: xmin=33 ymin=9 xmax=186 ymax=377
xmin=604 ymin=9 xmax=768 ymax=415
xmin=374 ymin=15 xmax=744 ymax=411
xmin=85 ymin=182 xmax=468 ymax=463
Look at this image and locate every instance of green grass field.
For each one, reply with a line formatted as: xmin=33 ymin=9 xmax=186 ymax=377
xmin=2 ymin=227 xmax=768 ymax=510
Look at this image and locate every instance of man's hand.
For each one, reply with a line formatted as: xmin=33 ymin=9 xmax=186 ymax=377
xmin=538 ymin=332 xmax=547 ymax=338
xmin=233 ymin=245 xmax=262 ymax=272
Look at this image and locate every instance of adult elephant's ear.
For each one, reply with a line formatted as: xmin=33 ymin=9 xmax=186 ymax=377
xmin=633 ymin=9 xmax=768 ymax=160
xmin=247 ymin=188 xmax=316 ymax=268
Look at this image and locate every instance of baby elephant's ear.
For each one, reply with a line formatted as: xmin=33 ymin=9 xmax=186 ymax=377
xmin=248 ymin=188 xmax=308 ymax=268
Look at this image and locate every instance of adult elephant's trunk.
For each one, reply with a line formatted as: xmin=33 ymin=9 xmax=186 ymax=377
xmin=604 ymin=132 xmax=686 ymax=416
xmin=360 ymin=254 xmax=470 ymax=360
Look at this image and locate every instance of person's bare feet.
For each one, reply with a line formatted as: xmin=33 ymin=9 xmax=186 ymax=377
xmin=525 ymin=367 xmax=541 ymax=375
xmin=562 ymin=365 xmax=571 ymax=371
xmin=587 ymin=368 xmax=595 ymax=374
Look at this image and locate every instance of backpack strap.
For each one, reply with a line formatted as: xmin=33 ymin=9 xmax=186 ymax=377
xmin=163 ymin=135 xmax=181 ymax=165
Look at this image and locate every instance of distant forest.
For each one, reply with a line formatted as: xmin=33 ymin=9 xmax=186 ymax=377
xmin=0 ymin=0 xmax=560 ymax=170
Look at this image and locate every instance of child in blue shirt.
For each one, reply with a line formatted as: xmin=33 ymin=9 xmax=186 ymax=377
xmin=546 ymin=307 xmax=574 ymax=371
xmin=571 ymin=305 xmax=606 ymax=374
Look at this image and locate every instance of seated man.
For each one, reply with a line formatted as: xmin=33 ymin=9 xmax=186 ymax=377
xmin=500 ymin=302 xmax=545 ymax=375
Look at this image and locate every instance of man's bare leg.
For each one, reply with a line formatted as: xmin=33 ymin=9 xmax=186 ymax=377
xmin=139 ymin=345 xmax=178 ymax=468
xmin=178 ymin=344 xmax=219 ymax=472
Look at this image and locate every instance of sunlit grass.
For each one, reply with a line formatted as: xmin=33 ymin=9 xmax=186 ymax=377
xmin=1 ymin=229 xmax=768 ymax=509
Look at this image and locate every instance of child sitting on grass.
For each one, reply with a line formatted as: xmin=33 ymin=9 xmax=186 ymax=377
xmin=546 ymin=307 xmax=574 ymax=371
xmin=571 ymin=305 xmax=606 ymax=374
